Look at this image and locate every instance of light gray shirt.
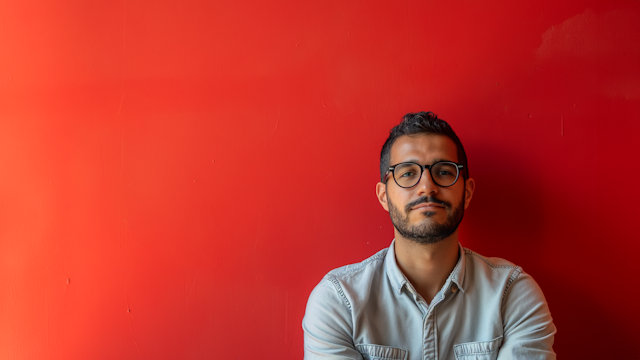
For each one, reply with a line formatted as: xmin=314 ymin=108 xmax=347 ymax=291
xmin=302 ymin=240 xmax=556 ymax=360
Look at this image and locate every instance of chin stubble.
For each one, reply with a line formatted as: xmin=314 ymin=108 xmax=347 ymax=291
xmin=388 ymin=194 xmax=465 ymax=245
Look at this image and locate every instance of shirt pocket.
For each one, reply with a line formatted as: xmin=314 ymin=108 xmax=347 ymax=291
xmin=453 ymin=336 xmax=503 ymax=360
xmin=356 ymin=344 xmax=408 ymax=360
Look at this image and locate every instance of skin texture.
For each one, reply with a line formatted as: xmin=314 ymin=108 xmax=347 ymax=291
xmin=376 ymin=134 xmax=475 ymax=304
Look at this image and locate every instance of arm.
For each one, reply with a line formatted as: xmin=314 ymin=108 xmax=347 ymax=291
xmin=497 ymin=270 xmax=556 ymax=360
xmin=302 ymin=278 xmax=363 ymax=360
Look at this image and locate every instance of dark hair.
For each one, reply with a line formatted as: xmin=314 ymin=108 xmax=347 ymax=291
xmin=380 ymin=111 xmax=469 ymax=182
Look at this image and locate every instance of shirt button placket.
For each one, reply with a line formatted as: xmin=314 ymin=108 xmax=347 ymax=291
xmin=422 ymin=309 xmax=437 ymax=360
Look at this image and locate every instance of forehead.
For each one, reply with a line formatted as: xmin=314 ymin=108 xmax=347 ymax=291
xmin=390 ymin=134 xmax=458 ymax=164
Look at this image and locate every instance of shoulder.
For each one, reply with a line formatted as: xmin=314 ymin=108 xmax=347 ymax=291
xmin=306 ymin=247 xmax=388 ymax=311
xmin=461 ymin=249 xmax=558 ymax=355
xmin=324 ymin=247 xmax=388 ymax=283
xmin=303 ymin=247 xmax=389 ymax=342
xmin=463 ymin=247 xmax=521 ymax=270
xmin=303 ymin=249 xmax=391 ymax=358
xmin=462 ymin=247 xmax=550 ymax=311
xmin=462 ymin=247 xmax=530 ymax=306
xmin=461 ymin=249 xmax=556 ymax=356
xmin=463 ymin=247 xmax=523 ymax=284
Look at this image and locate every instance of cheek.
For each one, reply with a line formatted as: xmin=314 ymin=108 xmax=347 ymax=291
xmin=450 ymin=184 xmax=466 ymax=200
xmin=437 ymin=189 xmax=465 ymax=210
xmin=387 ymin=189 xmax=411 ymax=210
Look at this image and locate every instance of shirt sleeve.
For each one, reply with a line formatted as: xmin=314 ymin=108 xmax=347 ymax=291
xmin=497 ymin=270 xmax=557 ymax=360
xmin=302 ymin=278 xmax=364 ymax=360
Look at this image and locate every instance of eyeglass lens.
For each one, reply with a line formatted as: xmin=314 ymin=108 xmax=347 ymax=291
xmin=393 ymin=162 xmax=459 ymax=188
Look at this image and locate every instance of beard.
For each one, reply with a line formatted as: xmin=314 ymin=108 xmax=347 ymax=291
xmin=388 ymin=193 xmax=465 ymax=245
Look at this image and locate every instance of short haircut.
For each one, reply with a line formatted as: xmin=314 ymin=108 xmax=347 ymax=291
xmin=379 ymin=111 xmax=469 ymax=182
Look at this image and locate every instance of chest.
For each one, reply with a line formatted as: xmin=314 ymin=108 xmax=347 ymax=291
xmin=352 ymin=289 xmax=504 ymax=360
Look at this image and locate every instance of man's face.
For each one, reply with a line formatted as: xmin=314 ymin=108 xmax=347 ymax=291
xmin=376 ymin=134 xmax=474 ymax=244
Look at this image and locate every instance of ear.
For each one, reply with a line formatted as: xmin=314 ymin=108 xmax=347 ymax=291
xmin=376 ymin=182 xmax=390 ymax=212
xmin=463 ymin=177 xmax=475 ymax=210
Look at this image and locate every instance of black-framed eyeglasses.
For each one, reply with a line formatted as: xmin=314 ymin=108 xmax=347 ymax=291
xmin=384 ymin=161 xmax=464 ymax=188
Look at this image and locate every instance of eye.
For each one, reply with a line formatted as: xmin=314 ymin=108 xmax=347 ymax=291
xmin=394 ymin=164 xmax=421 ymax=182
xmin=432 ymin=163 xmax=458 ymax=178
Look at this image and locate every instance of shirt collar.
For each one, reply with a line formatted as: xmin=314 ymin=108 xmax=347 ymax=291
xmin=450 ymin=242 xmax=466 ymax=293
xmin=384 ymin=239 xmax=408 ymax=294
xmin=385 ymin=240 xmax=467 ymax=294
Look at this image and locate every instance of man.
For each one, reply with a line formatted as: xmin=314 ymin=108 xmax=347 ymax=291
xmin=302 ymin=112 xmax=556 ymax=360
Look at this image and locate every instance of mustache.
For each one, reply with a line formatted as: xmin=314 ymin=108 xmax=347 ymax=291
xmin=404 ymin=196 xmax=451 ymax=213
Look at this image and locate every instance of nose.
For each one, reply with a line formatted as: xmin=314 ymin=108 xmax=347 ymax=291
xmin=416 ymin=167 xmax=439 ymax=196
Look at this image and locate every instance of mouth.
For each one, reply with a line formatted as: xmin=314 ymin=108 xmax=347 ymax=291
xmin=411 ymin=202 xmax=446 ymax=211
xmin=405 ymin=196 xmax=450 ymax=213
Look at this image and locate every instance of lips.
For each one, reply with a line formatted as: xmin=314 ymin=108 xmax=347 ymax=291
xmin=405 ymin=196 xmax=450 ymax=213
xmin=411 ymin=202 xmax=445 ymax=210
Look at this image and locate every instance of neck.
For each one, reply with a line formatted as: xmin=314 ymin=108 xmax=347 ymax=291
xmin=393 ymin=230 xmax=460 ymax=305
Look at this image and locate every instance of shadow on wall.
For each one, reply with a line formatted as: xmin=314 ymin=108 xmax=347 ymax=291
xmin=461 ymin=144 xmax=546 ymax=262
xmin=461 ymin=144 xmax=634 ymax=359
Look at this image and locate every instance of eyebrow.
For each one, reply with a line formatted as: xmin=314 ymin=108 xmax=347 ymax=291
xmin=394 ymin=158 xmax=453 ymax=165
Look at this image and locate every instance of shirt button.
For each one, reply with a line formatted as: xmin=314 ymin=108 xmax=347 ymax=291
xmin=451 ymin=284 xmax=458 ymax=293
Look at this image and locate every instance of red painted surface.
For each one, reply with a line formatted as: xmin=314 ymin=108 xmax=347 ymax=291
xmin=1 ymin=0 xmax=638 ymax=358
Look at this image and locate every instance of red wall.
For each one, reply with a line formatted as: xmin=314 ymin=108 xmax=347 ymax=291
xmin=1 ymin=0 xmax=638 ymax=358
